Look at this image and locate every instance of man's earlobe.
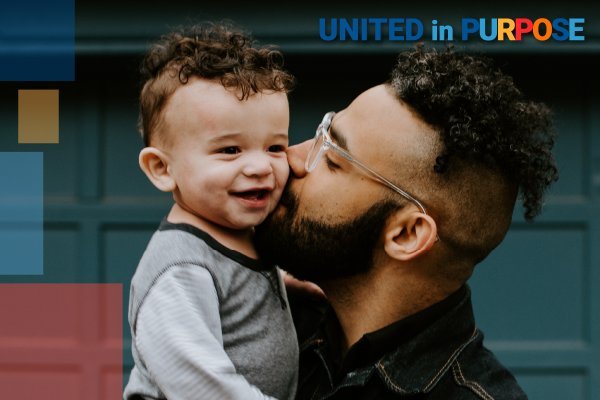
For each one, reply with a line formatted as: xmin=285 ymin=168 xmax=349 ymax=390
xmin=138 ymin=147 xmax=176 ymax=192
xmin=383 ymin=212 xmax=437 ymax=261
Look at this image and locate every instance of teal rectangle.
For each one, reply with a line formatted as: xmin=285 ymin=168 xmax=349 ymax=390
xmin=0 ymin=152 xmax=43 ymax=274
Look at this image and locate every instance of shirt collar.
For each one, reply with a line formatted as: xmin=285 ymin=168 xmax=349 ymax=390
xmin=302 ymin=285 xmax=477 ymax=394
xmin=340 ymin=285 xmax=468 ymax=375
xmin=373 ymin=285 xmax=477 ymax=394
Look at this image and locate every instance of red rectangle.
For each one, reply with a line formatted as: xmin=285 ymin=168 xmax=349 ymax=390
xmin=0 ymin=284 xmax=122 ymax=399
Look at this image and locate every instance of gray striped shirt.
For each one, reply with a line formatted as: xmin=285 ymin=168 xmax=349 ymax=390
xmin=124 ymin=220 xmax=298 ymax=400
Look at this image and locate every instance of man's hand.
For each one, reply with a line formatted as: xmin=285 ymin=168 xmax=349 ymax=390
xmin=281 ymin=270 xmax=326 ymax=300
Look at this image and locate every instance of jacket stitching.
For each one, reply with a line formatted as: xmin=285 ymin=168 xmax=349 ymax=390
xmin=423 ymin=327 xmax=479 ymax=391
xmin=375 ymin=327 xmax=480 ymax=394
xmin=316 ymin=349 xmax=335 ymax=388
xmin=310 ymin=384 xmax=319 ymax=400
xmin=452 ymin=360 xmax=494 ymax=400
xmin=377 ymin=362 xmax=409 ymax=394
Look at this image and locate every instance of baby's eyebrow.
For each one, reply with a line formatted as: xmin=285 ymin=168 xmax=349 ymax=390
xmin=208 ymin=133 xmax=243 ymax=144
xmin=270 ymin=133 xmax=289 ymax=141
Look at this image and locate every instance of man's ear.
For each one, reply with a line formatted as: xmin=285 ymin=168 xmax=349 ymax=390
xmin=138 ymin=147 xmax=176 ymax=192
xmin=383 ymin=209 xmax=437 ymax=261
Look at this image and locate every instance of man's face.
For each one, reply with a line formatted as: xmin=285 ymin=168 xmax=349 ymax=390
xmin=255 ymin=84 xmax=435 ymax=281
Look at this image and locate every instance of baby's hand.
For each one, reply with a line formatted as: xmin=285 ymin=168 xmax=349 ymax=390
xmin=281 ymin=270 xmax=325 ymax=300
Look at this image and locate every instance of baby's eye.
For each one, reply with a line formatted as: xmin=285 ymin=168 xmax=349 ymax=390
xmin=219 ymin=146 xmax=241 ymax=155
xmin=268 ymin=144 xmax=286 ymax=153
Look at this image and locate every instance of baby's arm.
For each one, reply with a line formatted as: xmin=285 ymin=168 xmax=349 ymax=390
xmin=134 ymin=264 xmax=278 ymax=400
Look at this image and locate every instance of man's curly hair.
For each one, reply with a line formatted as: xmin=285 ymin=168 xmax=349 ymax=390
xmin=390 ymin=48 xmax=558 ymax=221
xmin=138 ymin=21 xmax=295 ymax=146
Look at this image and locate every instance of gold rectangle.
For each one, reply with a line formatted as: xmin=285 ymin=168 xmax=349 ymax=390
xmin=18 ymin=90 xmax=59 ymax=144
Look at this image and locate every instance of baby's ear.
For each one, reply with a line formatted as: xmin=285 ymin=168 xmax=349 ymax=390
xmin=138 ymin=147 xmax=176 ymax=192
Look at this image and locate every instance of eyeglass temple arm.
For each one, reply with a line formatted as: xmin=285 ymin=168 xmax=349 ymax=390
xmin=327 ymin=141 xmax=428 ymax=215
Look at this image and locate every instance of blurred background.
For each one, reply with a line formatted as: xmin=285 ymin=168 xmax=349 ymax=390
xmin=0 ymin=1 xmax=599 ymax=399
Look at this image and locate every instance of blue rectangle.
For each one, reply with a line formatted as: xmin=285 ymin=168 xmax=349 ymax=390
xmin=0 ymin=152 xmax=43 ymax=274
xmin=0 ymin=0 xmax=74 ymax=81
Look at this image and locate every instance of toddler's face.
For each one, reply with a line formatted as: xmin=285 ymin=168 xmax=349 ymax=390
xmin=161 ymin=79 xmax=290 ymax=230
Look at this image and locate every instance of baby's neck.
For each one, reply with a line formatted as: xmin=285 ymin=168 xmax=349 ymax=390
xmin=167 ymin=203 xmax=257 ymax=259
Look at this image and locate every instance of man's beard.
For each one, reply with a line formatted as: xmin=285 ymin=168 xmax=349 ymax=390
xmin=254 ymin=188 xmax=398 ymax=283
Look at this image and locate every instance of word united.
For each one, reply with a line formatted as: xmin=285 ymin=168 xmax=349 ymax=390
xmin=319 ymin=18 xmax=585 ymax=42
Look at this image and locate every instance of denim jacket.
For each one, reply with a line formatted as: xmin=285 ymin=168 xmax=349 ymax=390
xmin=292 ymin=286 xmax=527 ymax=399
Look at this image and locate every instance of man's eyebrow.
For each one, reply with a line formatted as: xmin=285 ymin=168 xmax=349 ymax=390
xmin=329 ymin=124 xmax=349 ymax=151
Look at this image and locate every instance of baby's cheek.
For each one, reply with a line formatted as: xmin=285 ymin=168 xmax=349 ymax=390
xmin=275 ymin=158 xmax=290 ymax=186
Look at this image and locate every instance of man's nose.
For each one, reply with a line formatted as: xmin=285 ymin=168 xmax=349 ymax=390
xmin=286 ymin=140 xmax=312 ymax=178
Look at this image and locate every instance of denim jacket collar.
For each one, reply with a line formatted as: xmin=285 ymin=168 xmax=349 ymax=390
xmin=376 ymin=286 xmax=477 ymax=394
xmin=301 ymin=285 xmax=478 ymax=395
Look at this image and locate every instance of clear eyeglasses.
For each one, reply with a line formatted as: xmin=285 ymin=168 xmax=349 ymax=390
xmin=305 ymin=111 xmax=429 ymax=215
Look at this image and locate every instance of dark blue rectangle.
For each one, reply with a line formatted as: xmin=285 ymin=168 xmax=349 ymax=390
xmin=0 ymin=0 xmax=74 ymax=81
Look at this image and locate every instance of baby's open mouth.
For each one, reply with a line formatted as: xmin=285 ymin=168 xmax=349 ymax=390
xmin=233 ymin=190 xmax=269 ymax=201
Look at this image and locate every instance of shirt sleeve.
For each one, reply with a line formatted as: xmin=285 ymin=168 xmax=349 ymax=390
xmin=134 ymin=264 xmax=278 ymax=400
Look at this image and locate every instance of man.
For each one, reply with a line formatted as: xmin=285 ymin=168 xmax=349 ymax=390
xmin=254 ymin=48 xmax=558 ymax=399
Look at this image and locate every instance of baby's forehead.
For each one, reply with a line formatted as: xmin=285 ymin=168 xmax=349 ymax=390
xmin=159 ymin=79 xmax=289 ymax=139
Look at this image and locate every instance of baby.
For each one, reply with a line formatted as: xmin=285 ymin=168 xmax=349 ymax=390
xmin=123 ymin=22 xmax=297 ymax=400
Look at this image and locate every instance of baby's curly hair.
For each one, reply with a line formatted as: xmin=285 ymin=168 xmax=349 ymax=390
xmin=390 ymin=47 xmax=558 ymax=221
xmin=138 ymin=21 xmax=295 ymax=146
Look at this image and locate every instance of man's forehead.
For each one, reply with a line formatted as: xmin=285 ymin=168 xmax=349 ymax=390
xmin=327 ymin=86 xmax=386 ymax=148
xmin=349 ymin=84 xmax=396 ymax=111
xmin=343 ymin=85 xmax=403 ymax=125
xmin=332 ymin=85 xmax=401 ymax=145
xmin=332 ymin=84 xmax=438 ymax=165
